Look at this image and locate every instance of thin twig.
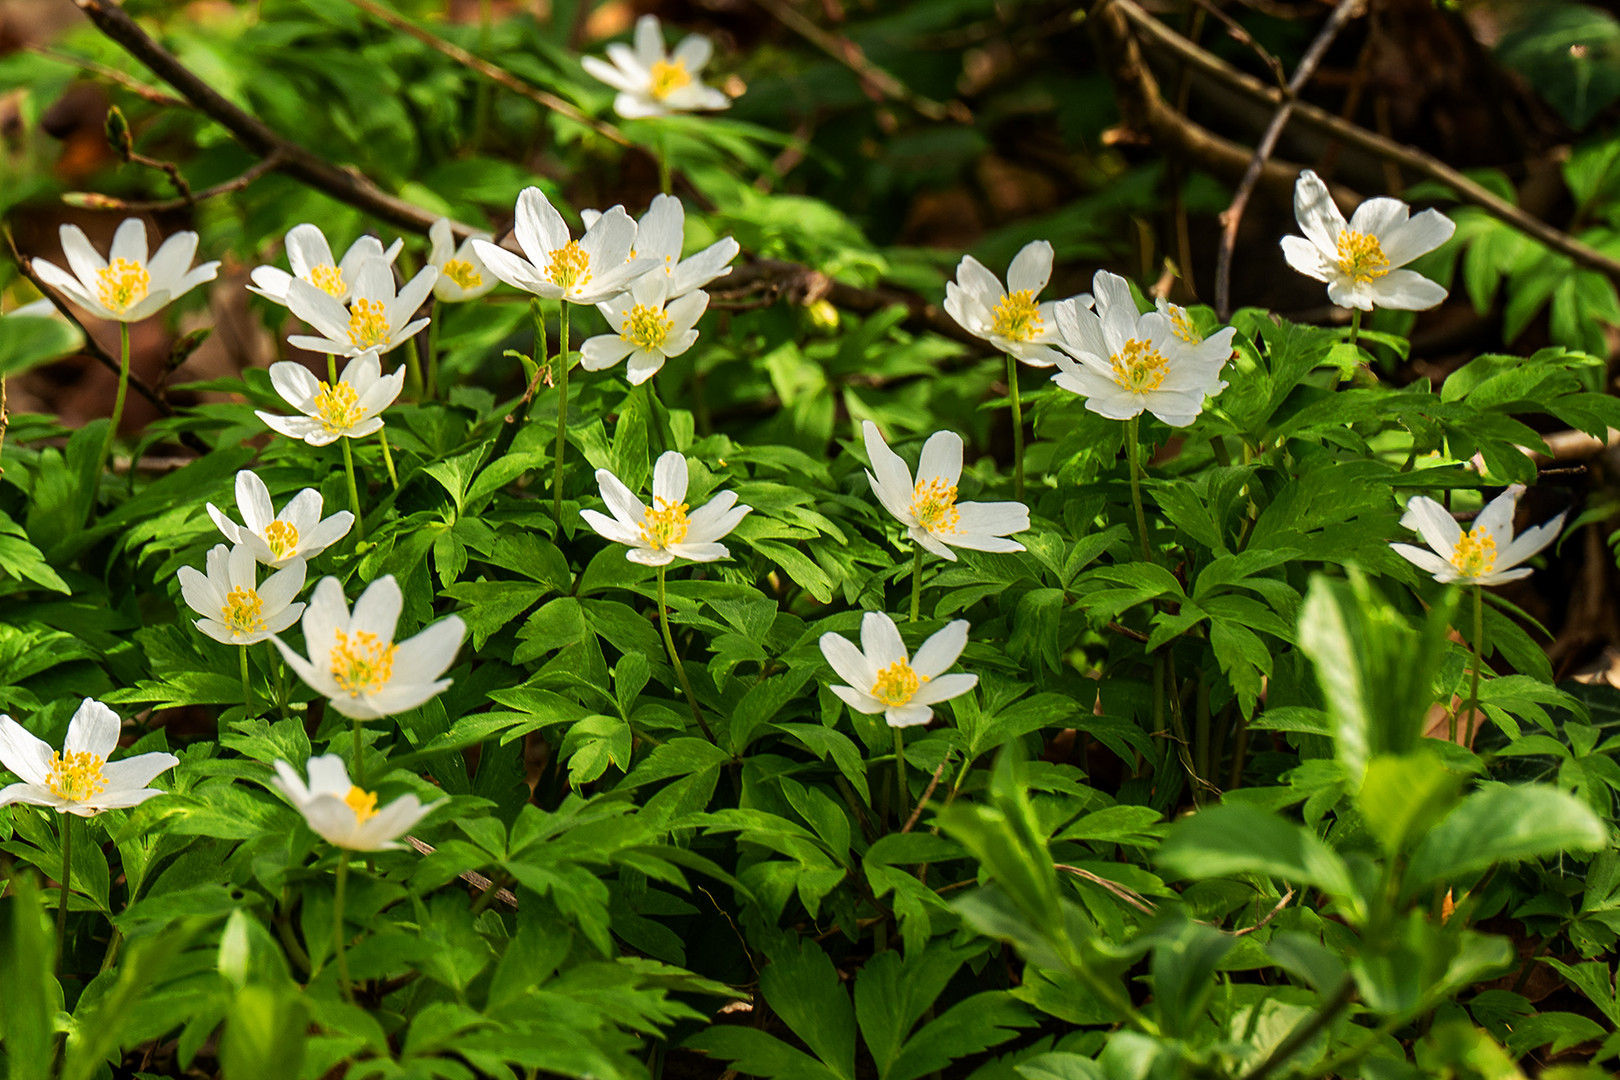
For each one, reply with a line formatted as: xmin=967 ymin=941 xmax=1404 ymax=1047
xmin=403 ymin=835 xmax=519 ymax=908
xmin=1233 ymin=887 xmax=1293 ymax=936
xmin=26 ymin=44 xmax=192 ymax=109
xmin=67 ymin=155 xmax=283 ymax=213
xmin=1214 ymin=0 xmax=1365 ymax=319
xmin=1055 ymin=863 xmax=1159 ymax=915
xmin=900 ymin=759 xmax=948 ymax=834
xmin=1187 ymin=0 xmax=1286 ymax=87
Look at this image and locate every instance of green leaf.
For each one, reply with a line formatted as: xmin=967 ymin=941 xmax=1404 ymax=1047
xmin=1156 ymin=804 xmax=1360 ymax=913
xmin=0 ymin=313 xmax=81 ymax=377
xmin=1498 ymin=4 xmax=1620 ymax=129
xmin=1406 ymin=785 xmax=1608 ymax=891
xmin=1356 ymin=751 xmax=1464 ymax=857
xmin=759 ymin=939 xmax=856 ymax=1080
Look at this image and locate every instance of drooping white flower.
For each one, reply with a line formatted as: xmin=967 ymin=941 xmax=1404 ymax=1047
xmin=271 ymin=754 xmax=437 ymax=852
xmin=1052 ymin=271 xmax=1236 ymax=427
xmin=943 ymin=241 xmax=1076 ymax=368
xmin=178 ymin=543 xmax=307 ymax=647
xmin=820 ymin=613 xmax=977 ymax=729
xmin=582 ymin=451 xmax=751 ymax=566
xmin=272 ymin=575 xmax=466 ymax=721
xmin=0 ymin=698 xmax=178 ymax=817
xmin=32 ymin=219 xmax=218 ymax=323
xmin=286 ymin=259 xmax=437 ymax=357
xmin=861 ymin=422 xmax=1028 ymax=562
xmin=582 ymin=195 xmax=739 ymax=299
xmin=427 ymin=218 xmax=497 ymax=303
xmin=207 ymin=471 xmax=354 ymax=568
xmin=581 ymin=14 xmax=730 ymax=119
xmin=581 ymin=272 xmax=707 ymax=385
xmin=1391 ymin=484 xmax=1565 ymax=586
xmin=256 ymin=349 xmax=403 ymax=447
xmin=470 ymin=187 xmax=646 ymax=306
xmin=247 ymin=223 xmax=403 ymax=307
xmin=1280 ymin=169 xmax=1455 ymax=312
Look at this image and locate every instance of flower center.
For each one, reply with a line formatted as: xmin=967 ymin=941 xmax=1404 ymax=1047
xmin=330 ymin=629 xmax=397 ymax=697
xmin=345 ymin=785 xmax=379 ymax=824
xmin=221 ymin=586 xmax=266 ymax=637
xmin=1110 ymin=338 xmax=1168 ymax=393
xmin=314 ymin=380 xmax=363 ymax=434
xmin=46 ymin=750 xmax=108 ymax=802
xmin=990 ymin=289 xmax=1042 ymax=342
xmin=347 ymin=297 xmax=390 ymax=348
xmin=546 ymin=240 xmax=592 ymax=290
xmin=621 ymin=303 xmax=673 ymax=351
xmin=910 ymin=477 xmax=960 ymax=533
xmin=443 ymin=258 xmax=482 ymax=289
xmin=1166 ymin=304 xmax=1203 ymax=343
xmin=265 ymin=520 xmax=300 ymax=561
xmin=309 ymin=264 xmax=345 ymax=297
xmin=640 ymin=497 xmax=690 ymax=550
xmin=96 ymin=258 xmax=150 ymax=314
xmin=1450 ymin=525 xmax=1497 ymax=578
xmin=871 ymin=659 xmax=925 ymax=708
xmin=648 ymin=58 xmax=692 ymax=101
xmin=1335 ymin=230 xmax=1391 ymax=284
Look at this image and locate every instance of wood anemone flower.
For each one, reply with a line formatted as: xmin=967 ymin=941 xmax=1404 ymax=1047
xmin=819 ymin=612 xmax=978 ymax=728
xmin=0 ymin=699 xmax=177 ymax=817
xmin=1391 ymin=484 xmax=1566 ymax=586
xmin=271 ymin=754 xmax=437 ymax=851
xmin=581 ymin=14 xmax=730 ymax=119
xmin=33 ymin=218 xmax=218 ymax=323
xmin=207 ymin=470 xmax=354 ymax=568
xmin=581 ymin=451 xmax=751 ymax=566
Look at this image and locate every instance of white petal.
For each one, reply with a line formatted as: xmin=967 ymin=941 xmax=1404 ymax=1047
xmin=1390 ymin=543 xmax=1453 ymax=581
xmin=0 ymin=717 xmax=55 ymax=786
xmin=1367 ymin=270 xmax=1448 ymax=311
xmin=915 ymin=430 xmax=964 ymax=488
xmin=862 ymin=422 xmax=914 ymax=509
xmin=1379 ymin=209 xmax=1455 ymax=268
xmin=860 ymin=611 xmax=907 ymax=670
xmin=392 ymin=616 xmax=466 ymax=684
xmin=911 ymin=672 xmax=977 ymax=706
xmin=911 ymin=620 xmax=969 ymax=680
xmin=65 ymin=698 xmax=121 ymax=760
xmin=885 ymin=703 xmax=935 ymax=729
xmin=653 ymin=451 xmax=689 ymax=506
xmin=1400 ymin=496 xmax=1462 ymax=558
xmin=820 ymin=632 xmax=877 ymax=689
xmin=100 ymin=752 xmax=179 ymax=793
xmin=1005 ymin=240 xmax=1053 ymax=296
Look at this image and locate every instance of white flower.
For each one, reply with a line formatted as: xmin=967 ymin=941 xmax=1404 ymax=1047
xmin=943 ymin=241 xmax=1075 ymax=368
xmin=1052 ymin=271 xmax=1236 ymax=427
xmin=32 ymin=219 xmax=219 ymax=323
xmin=819 ymin=613 xmax=977 ymax=729
xmin=861 ymin=421 xmax=1029 ymax=562
xmin=271 ymin=754 xmax=436 ymax=852
xmin=178 ymin=543 xmax=307 ymax=646
xmin=581 ymin=273 xmax=707 ymax=385
xmin=582 ymin=194 xmax=739 ymax=299
xmin=0 ymin=698 xmax=178 ymax=817
xmin=581 ymin=451 xmax=751 ymax=566
xmin=207 ymin=470 xmax=354 ymax=568
xmin=256 ymin=349 xmax=403 ymax=447
xmin=272 ymin=575 xmax=466 ymax=721
xmin=1281 ymin=169 xmax=1455 ymax=312
xmin=286 ymin=258 xmax=436 ymax=357
xmin=427 ymin=218 xmax=497 ymax=303
xmin=470 ymin=187 xmax=646 ymax=306
xmin=1391 ymin=484 xmax=1565 ymax=586
xmin=581 ymin=14 xmax=730 ymax=119
xmin=247 ymin=223 xmax=403 ymax=306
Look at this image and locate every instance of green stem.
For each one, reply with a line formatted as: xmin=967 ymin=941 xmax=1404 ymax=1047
xmin=379 ymin=429 xmax=399 ymax=490
xmin=641 ymin=379 xmax=668 ymax=453
xmin=909 ymin=546 xmax=924 ymax=622
xmin=1348 ymin=308 xmax=1362 ymax=349
xmin=1006 ymin=353 xmax=1025 ymax=500
xmin=892 ymin=727 xmax=909 ymax=824
xmin=552 ymin=302 xmax=570 ymax=526
xmin=93 ymin=322 xmax=132 ymax=508
xmin=341 ymin=437 xmax=365 ymax=539
xmin=239 ymin=644 xmax=253 ymax=719
xmin=424 ymin=316 xmax=440 ymax=401
xmin=352 ymin=717 xmax=365 ymax=789
xmin=55 ymin=815 xmax=72 ymax=975
xmin=1125 ymin=416 xmax=1152 ymax=562
xmin=658 ymin=564 xmax=714 ymax=741
xmin=333 ymin=850 xmax=354 ymax=1003
xmin=1465 ymin=585 xmax=1485 ymax=747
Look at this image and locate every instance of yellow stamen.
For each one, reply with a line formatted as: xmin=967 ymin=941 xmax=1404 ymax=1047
xmin=330 ymin=629 xmax=396 ymax=697
xmin=990 ymin=289 xmax=1042 ymax=342
xmin=345 ymin=785 xmax=379 ymax=824
xmin=46 ymin=750 xmax=108 ymax=802
xmin=1166 ymin=304 xmax=1203 ymax=343
xmin=443 ymin=258 xmax=482 ymax=290
xmin=546 ymin=241 xmax=592 ymax=290
xmin=314 ymin=380 xmax=363 ymax=434
xmin=220 ymin=586 xmax=266 ymax=637
xmin=1110 ymin=338 xmax=1169 ymax=393
xmin=640 ymin=497 xmax=690 ymax=550
xmin=265 ymin=520 xmax=299 ymax=561
xmin=1335 ymin=230 xmax=1391 ymax=284
xmin=1450 ymin=526 xmax=1497 ymax=578
xmin=649 ymin=58 xmax=692 ymax=101
xmin=621 ymin=303 xmax=674 ymax=351
xmin=96 ymin=258 xmax=150 ymax=314
xmin=872 ymin=659 xmax=926 ymax=708
xmin=309 ymin=264 xmax=345 ymax=297
xmin=347 ymin=297 xmax=390 ymax=348
xmin=910 ymin=477 xmax=960 ymax=534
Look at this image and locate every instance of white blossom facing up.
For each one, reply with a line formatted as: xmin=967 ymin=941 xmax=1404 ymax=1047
xmin=178 ymin=543 xmax=307 ymax=647
xmin=271 ymin=754 xmax=437 ymax=852
xmin=33 ymin=218 xmax=218 ymax=323
xmin=1391 ymin=484 xmax=1566 ymax=586
xmin=0 ymin=698 xmax=178 ymax=817
xmin=862 ymin=422 xmax=1028 ymax=562
xmin=1052 ymin=270 xmax=1236 ymax=427
xmin=208 ymin=470 xmax=354 ymax=568
xmin=581 ymin=272 xmax=707 ymax=385
xmin=286 ymin=258 xmax=437 ymax=357
xmin=582 ymin=451 xmax=751 ymax=566
xmin=471 ymin=187 xmax=647 ymax=306
xmin=1281 ymin=169 xmax=1455 ymax=312
xmin=248 ymin=224 xmax=403 ymax=307
xmin=272 ymin=575 xmax=466 ymax=721
xmin=943 ymin=240 xmax=1074 ymax=368
xmin=581 ymin=14 xmax=730 ymax=119
xmin=819 ymin=612 xmax=977 ymax=729
xmin=427 ymin=218 xmax=498 ymax=303
xmin=256 ymin=349 xmax=403 ymax=446
xmin=583 ymin=195 xmax=739 ymax=299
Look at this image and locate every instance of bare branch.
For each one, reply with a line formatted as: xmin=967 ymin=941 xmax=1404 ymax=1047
xmin=65 ymin=154 xmax=283 ymax=213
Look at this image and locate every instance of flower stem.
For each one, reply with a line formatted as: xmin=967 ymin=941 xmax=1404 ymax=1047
xmin=658 ymin=563 xmax=713 ymax=741
xmin=379 ymin=429 xmax=399 ymax=490
xmin=1125 ymin=415 xmax=1152 ymax=562
xmin=341 ymin=436 xmax=365 ymax=539
xmin=55 ymin=814 xmax=72 ymax=975
xmin=93 ymin=322 xmax=132 ymax=507
xmin=1006 ymin=353 xmax=1025 ymax=500
xmin=1465 ymin=584 xmax=1486 ymax=747
xmin=333 ymin=850 xmax=354 ymax=1003
xmin=352 ymin=716 xmax=365 ymax=789
xmin=909 ymin=546 xmax=924 ymax=623
xmin=892 ymin=727 xmax=909 ymax=824
xmin=239 ymin=644 xmax=253 ymax=719
xmin=1348 ymin=308 xmax=1362 ymax=350
xmin=424 ymin=316 xmax=440 ymax=401
xmin=552 ymin=302 xmax=570 ymax=526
